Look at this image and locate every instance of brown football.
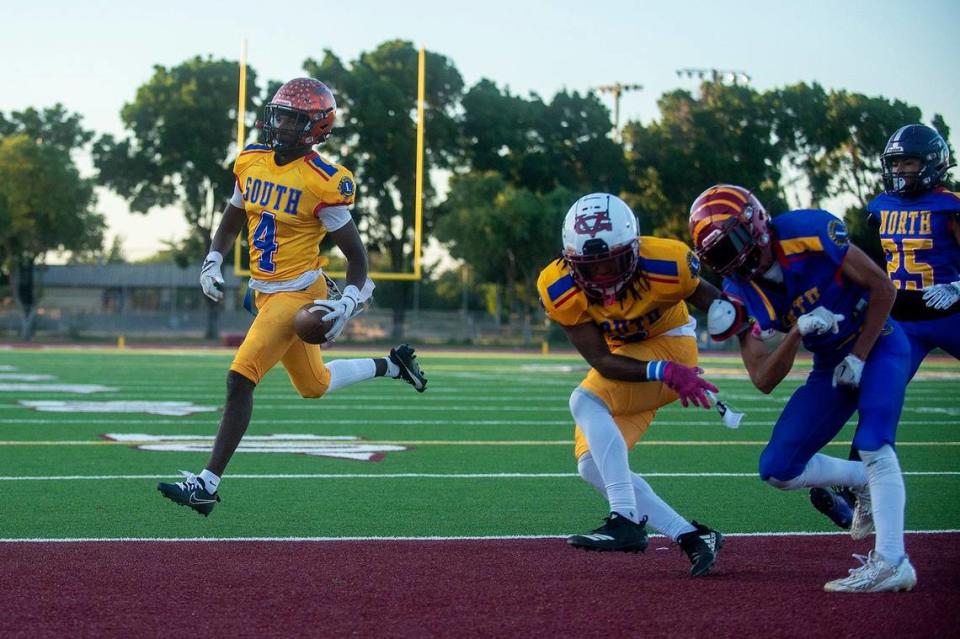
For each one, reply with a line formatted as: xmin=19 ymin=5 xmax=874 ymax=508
xmin=293 ymin=303 xmax=334 ymax=344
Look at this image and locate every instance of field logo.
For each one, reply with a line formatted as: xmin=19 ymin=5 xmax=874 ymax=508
xmin=103 ymin=433 xmax=409 ymax=462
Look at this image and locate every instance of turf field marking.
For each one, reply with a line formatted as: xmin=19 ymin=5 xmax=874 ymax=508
xmin=1 ymin=470 xmax=956 ymax=481
xmin=1 ymin=530 xmax=956 ymax=543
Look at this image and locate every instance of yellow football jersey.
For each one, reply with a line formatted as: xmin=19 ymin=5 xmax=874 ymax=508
xmin=233 ymin=144 xmax=356 ymax=281
xmin=537 ymin=236 xmax=701 ymax=347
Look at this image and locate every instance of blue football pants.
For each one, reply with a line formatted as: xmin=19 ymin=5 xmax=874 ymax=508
xmin=759 ymin=322 xmax=911 ymax=482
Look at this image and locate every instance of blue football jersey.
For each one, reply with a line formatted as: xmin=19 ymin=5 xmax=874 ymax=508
xmin=866 ymin=187 xmax=960 ymax=290
xmin=723 ymin=209 xmax=868 ymax=354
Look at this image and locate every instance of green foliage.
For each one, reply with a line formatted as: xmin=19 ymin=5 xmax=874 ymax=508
xmin=93 ymin=56 xmax=260 ymax=261
xmin=305 ymin=41 xmax=464 ymax=267
xmin=435 ymin=172 xmax=572 ymax=321
xmin=462 ymin=80 xmax=626 ymax=194
xmin=622 ymin=82 xmax=786 ymax=240
xmin=0 ymin=126 xmax=104 ymax=338
xmin=772 ymin=83 xmax=922 ymax=208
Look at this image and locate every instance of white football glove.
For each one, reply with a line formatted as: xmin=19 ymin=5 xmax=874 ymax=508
xmin=199 ymin=251 xmax=225 ymax=302
xmin=922 ymin=281 xmax=960 ymax=310
xmin=317 ymin=284 xmax=362 ymax=342
xmin=796 ymin=306 xmax=845 ymax=337
xmin=832 ymin=354 xmax=865 ymax=389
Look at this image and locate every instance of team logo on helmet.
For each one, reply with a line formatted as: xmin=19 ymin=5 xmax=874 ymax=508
xmin=573 ymin=211 xmax=614 ymax=237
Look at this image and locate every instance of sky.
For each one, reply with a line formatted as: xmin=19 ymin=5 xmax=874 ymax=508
xmin=4 ymin=0 xmax=959 ymax=260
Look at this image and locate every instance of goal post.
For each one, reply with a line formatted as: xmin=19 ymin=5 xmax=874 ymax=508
xmin=232 ymin=44 xmax=425 ymax=281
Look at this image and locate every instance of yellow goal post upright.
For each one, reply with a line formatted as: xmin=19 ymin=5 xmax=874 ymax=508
xmin=232 ymin=44 xmax=425 ymax=282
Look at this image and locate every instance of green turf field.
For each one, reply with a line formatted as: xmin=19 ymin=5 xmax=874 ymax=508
xmin=1 ymin=348 xmax=958 ymax=539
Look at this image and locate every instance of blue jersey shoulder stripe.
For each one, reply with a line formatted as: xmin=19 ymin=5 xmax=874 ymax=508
xmin=547 ymin=274 xmax=576 ymax=302
xmin=243 ymin=143 xmax=271 ymax=152
xmin=639 ymin=258 xmax=679 ymax=276
xmin=309 ymin=155 xmax=338 ymax=177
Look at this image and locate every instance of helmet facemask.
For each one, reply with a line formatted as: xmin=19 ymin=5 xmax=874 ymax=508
xmin=564 ymin=238 xmax=640 ymax=306
xmin=881 ymin=153 xmax=937 ymax=195
xmin=561 ymin=194 xmax=641 ymax=306
xmin=697 ymin=217 xmax=771 ymax=279
xmin=261 ymin=104 xmax=334 ymax=151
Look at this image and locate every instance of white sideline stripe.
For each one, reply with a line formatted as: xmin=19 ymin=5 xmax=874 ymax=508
xmin=1 ymin=471 xmax=958 ymax=481
xmin=1 ymin=530 xmax=957 ymax=544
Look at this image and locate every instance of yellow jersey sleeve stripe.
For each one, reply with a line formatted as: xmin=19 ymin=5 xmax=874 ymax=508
xmin=748 ymin=280 xmax=777 ymax=322
xmin=779 ymin=236 xmax=824 ymax=256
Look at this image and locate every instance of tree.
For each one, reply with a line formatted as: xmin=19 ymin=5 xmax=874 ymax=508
xmin=0 ymin=124 xmax=104 ymax=339
xmin=93 ymin=56 xmax=260 ymax=338
xmin=772 ymin=83 xmax=923 ymax=209
xmin=462 ymin=80 xmax=626 ymax=195
xmin=305 ymin=41 xmax=464 ymax=338
xmin=436 ymin=172 xmax=572 ymax=344
xmin=622 ymin=82 xmax=786 ymax=241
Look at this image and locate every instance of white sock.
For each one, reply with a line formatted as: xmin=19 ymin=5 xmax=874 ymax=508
xmin=327 ymin=359 xmax=377 ymax=393
xmin=767 ymin=454 xmax=867 ymax=490
xmin=385 ymin=357 xmax=400 ymax=378
xmin=860 ymin=445 xmax=906 ymax=564
xmin=199 ymin=469 xmax=220 ymax=494
xmin=570 ymin=389 xmax=638 ymax=523
xmin=578 ymin=452 xmax=694 ymax=540
xmin=631 ymin=473 xmax=696 ymax=540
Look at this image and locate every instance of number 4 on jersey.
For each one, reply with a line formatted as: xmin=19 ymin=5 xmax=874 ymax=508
xmin=252 ymin=211 xmax=278 ymax=273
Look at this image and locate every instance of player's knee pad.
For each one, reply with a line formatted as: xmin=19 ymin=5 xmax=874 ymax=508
xmin=576 ymin=452 xmax=605 ymax=495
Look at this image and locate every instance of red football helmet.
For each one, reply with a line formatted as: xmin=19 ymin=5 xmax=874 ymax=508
xmin=259 ymin=78 xmax=336 ymax=150
xmin=688 ymin=184 xmax=773 ymax=279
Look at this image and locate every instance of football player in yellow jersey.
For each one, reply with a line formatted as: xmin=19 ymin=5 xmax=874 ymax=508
xmin=158 ymin=78 xmax=427 ymax=516
xmin=537 ymin=193 xmax=724 ymax=576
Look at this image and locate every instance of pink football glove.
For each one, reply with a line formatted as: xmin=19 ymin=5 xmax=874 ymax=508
xmin=648 ymin=361 xmax=719 ymax=409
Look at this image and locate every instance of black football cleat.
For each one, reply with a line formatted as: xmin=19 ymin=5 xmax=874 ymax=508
xmin=157 ymin=471 xmax=220 ymax=516
xmin=567 ymin=513 xmax=649 ymax=553
xmin=389 ymin=344 xmax=427 ymax=392
xmin=809 ymin=486 xmax=855 ymax=530
xmin=678 ymin=521 xmax=724 ymax=576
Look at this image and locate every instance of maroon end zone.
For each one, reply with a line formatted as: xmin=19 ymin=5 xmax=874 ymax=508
xmin=2 ymin=534 xmax=958 ymax=638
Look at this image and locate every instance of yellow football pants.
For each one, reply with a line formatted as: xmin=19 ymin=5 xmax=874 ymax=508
xmin=230 ymin=277 xmax=332 ymax=397
xmin=573 ymin=334 xmax=699 ymax=459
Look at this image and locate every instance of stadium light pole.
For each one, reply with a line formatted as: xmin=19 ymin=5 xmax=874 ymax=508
xmin=676 ymin=68 xmax=752 ymax=86
xmin=593 ymin=82 xmax=643 ymax=141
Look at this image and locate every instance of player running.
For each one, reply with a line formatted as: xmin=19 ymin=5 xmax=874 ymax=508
xmin=537 ymin=193 xmax=724 ymax=577
xmin=810 ymin=124 xmax=960 ymax=529
xmin=689 ymin=184 xmax=916 ymax=593
xmin=157 ymin=78 xmax=426 ymax=516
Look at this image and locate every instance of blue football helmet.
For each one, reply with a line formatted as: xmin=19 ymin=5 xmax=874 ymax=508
xmin=881 ymin=124 xmax=953 ymax=195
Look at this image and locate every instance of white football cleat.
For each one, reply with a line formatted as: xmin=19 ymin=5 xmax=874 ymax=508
xmin=850 ymin=485 xmax=874 ymax=540
xmin=824 ymin=551 xmax=917 ymax=593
